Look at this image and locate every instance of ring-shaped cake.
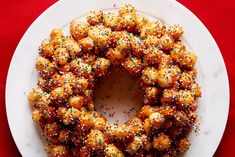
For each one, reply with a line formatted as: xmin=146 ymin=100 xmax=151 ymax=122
xmin=28 ymin=4 xmax=201 ymax=157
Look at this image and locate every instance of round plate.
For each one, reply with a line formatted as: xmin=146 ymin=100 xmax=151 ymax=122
xmin=6 ymin=0 xmax=229 ymax=157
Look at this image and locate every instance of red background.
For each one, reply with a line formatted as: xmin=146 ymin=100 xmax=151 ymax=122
xmin=0 ymin=0 xmax=234 ymax=156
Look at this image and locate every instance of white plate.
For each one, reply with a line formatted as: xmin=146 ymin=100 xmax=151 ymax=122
xmin=6 ymin=0 xmax=229 ymax=157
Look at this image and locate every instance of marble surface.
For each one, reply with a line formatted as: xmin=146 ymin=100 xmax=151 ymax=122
xmin=5 ymin=0 xmax=229 ymax=157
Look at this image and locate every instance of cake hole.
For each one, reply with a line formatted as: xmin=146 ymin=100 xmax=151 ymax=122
xmin=94 ymin=71 xmax=144 ymax=124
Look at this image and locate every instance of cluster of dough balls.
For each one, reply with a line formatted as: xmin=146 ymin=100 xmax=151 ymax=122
xmin=28 ymin=4 xmax=201 ymax=157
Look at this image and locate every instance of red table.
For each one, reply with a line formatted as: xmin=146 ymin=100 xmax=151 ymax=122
xmin=0 ymin=0 xmax=234 ymax=156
